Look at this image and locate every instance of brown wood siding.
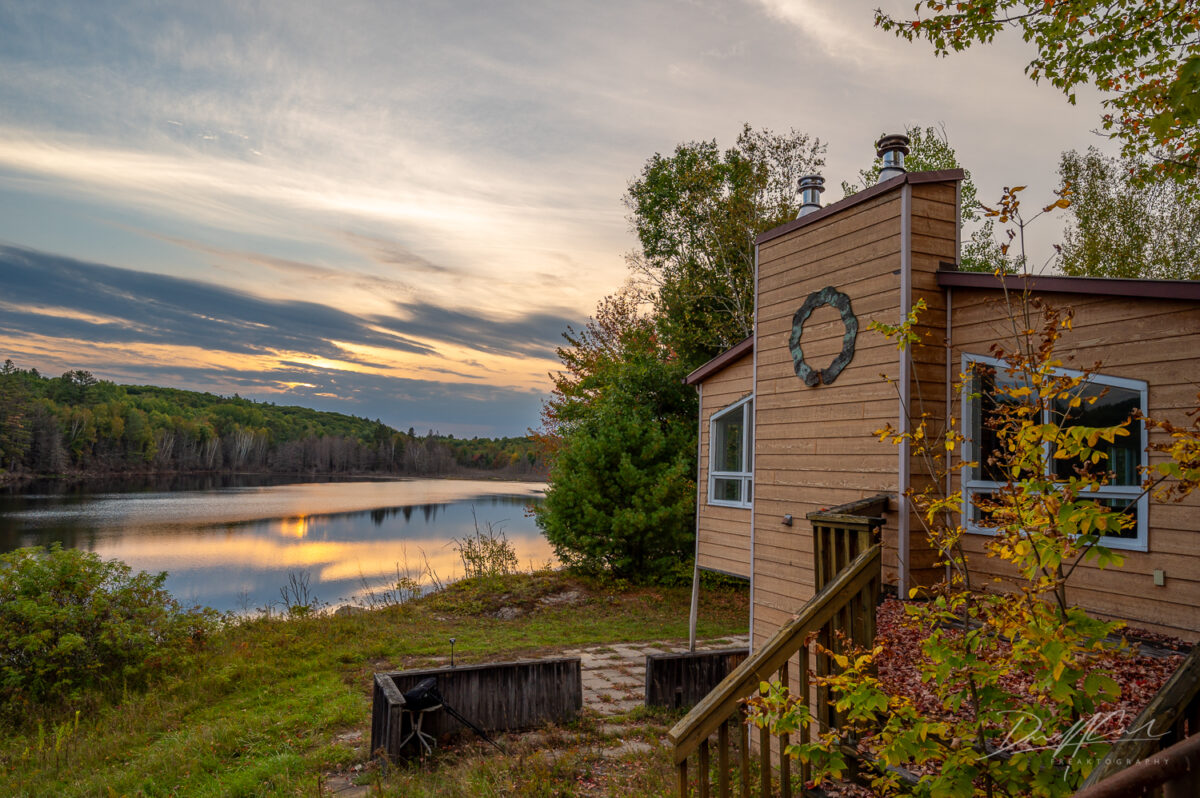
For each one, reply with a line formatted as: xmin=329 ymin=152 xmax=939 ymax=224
xmin=949 ymin=287 xmax=1200 ymax=640
xmin=752 ymin=189 xmax=906 ymax=650
xmin=749 ymin=179 xmax=964 ymax=652
xmin=905 ymin=181 xmax=960 ymax=587
xmin=695 ymin=351 xmax=754 ymax=578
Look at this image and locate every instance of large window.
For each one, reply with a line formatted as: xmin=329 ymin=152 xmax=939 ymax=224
xmin=962 ymin=354 xmax=1148 ymax=551
xmin=709 ymin=396 xmax=753 ymax=508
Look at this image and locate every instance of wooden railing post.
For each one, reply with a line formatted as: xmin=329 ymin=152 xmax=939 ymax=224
xmin=718 ymin=721 xmax=730 ymax=798
xmin=779 ymin=660 xmax=791 ymax=798
xmin=669 ymin=514 xmax=884 ymax=798
xmin=759 ymin=721 xmax=771 ymax=797
xmin=739 ymin=709 xmax=750 ymax=798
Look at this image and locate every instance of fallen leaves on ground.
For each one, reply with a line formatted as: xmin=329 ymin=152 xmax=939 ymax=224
xmin=812 ymin=599 xmax=1189 ymax=796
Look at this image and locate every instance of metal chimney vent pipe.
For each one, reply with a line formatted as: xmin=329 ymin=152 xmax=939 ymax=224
xmin=876 ymin=133 xmax=911 ymax=182
xmin=796 ymin=174 xmax=825 ymax=218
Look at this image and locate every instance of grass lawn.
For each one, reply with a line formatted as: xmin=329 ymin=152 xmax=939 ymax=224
xmin=2 ymin=571 xmax=748 ymax=797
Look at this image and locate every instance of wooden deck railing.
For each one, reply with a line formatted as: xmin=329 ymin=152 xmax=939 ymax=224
xmin=1074 ymin=642 xmax=1200 ymax=798
xmin=667 ymin=497 xmax=886 ymax=797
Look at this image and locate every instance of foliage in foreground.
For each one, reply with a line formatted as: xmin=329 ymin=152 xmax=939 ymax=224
xmin=0 ymin=545 xmax=218 ymax=720
xmin=749 ymin=286 xmax=1200 ymax=796
xmin=876 ymin=1 xmax=1200 ymax=185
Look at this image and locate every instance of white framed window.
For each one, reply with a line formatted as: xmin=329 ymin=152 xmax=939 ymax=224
xmin=709 ymin=395 xmax=753 ymax=509
xmin=961 ymin=353 xmax=1148 ymax=551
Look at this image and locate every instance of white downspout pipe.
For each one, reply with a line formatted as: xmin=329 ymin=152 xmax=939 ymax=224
xmin=898 ymin=183 xmax=912 ymax=600
xmin=688 ymin=383 xmax=703 ymax=652
xmin=749 ymin=245 xmax=759 ymax=650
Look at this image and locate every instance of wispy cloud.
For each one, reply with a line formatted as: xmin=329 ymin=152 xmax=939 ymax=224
xmin=752 ymin=0 xmax=898 ymax=65
xmin=0 ymin=245 xmax=571 ymax=399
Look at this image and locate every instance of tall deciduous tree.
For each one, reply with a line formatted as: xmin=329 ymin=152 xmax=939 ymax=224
xmin=536 ymin=291 xmax=697 ymax=581
xmin=538 ymin=288 xmax=652 ymax=440
xmin=875 ymin=1 xmax=1200 ymax=184
xmin=843 ymin=124 xmax=1007 ymax=272
xmin=624 ymin=124 xmax=825 ymax=366
xmin=1056 ymin=147 xmax=1200 ymax=279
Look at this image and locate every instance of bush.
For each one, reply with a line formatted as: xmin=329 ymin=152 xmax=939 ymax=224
xmin=454 ymin=514 xmax=519 ymax=580
xmin=537 ymin=398 xmax=695 ymax=580
xmin=0 ymin=545 xmax=217 ymax=718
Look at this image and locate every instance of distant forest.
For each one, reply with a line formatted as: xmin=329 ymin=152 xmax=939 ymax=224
xmin=0 ymin=360 xmax=545 ymax=479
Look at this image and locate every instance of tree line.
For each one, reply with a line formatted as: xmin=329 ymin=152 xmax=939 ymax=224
xmin=0 ymin=360 xmax=543 ymax=479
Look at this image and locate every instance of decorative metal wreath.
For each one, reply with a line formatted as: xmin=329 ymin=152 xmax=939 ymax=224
xmin=788 ymin=286 xmax=858 ymax=387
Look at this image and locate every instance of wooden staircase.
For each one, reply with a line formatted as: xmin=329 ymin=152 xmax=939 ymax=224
xmin=667 ymin=496 xmax=887 ymax=797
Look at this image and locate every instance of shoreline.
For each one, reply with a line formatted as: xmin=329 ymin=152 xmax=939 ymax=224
xmin=0 ymin=468 xmax=549 ymax=488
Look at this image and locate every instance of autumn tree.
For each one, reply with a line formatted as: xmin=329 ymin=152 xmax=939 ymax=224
xmin=749 ymin=300 xmax=1156 ymax=796
xmin=624 ymin=124 xmax=825 ymax=366
xmin=1056 ymin=147 xmax=1200 ymax=279
xmin=535 ymin=290 xmax=697 ymax=580
xmin=875 ymin=1 xmax=1200 ymax=184
xmin=843 ymin=124 xmax=1008 ymax=272
xmin=538 ymin=288 xmax=652 ymax=440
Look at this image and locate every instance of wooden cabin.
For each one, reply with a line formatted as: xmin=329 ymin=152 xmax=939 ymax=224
xmin=686 ymin=165 xmax=1200 ymax=647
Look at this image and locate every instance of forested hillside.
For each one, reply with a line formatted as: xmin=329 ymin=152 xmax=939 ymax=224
xmin=0 ymin=360 xmax=543 ymax=479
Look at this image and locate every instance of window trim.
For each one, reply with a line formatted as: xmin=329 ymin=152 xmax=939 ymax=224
xmin=960 ymin=353 xmax=1149 ymax=552
xmin=708 ymin=394 xmax=754 ymax=509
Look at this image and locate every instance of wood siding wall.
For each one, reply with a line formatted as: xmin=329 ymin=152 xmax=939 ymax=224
xmin=743 ymin=171 xmax=1200 ymax=644
xmin=696 ymin=351 xmax=754 ymax=578
xmin=755 ymin=190 xmax=882 ymax=639
xmin=750 ymin=179 xmax=961 ymax=649
xmin=904 ymin=181 xmax=961 ymax=587
xmin=949 ymin=288 xmax=1200 ymax=640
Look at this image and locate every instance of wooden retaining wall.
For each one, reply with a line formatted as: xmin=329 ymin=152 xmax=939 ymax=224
xmin=370 ymin=657 xmax=581 ymax=759
xmin=644 ymin=648 xmax=750 ymax=709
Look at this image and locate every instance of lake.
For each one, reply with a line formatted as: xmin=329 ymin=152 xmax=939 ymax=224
xmin=0 ymin=477 xmax=550 ymax=613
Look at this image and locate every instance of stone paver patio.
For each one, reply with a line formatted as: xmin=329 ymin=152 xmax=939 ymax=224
xmin=562 ymin=634 xmax=751 ymax=716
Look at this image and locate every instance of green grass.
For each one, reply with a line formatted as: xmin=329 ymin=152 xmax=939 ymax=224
xmin=0 ymin=571 xmax=747 ymax=797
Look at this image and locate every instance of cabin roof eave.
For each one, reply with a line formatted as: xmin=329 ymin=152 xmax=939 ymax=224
xmin=937 ymin=268 xmax=1200 ymax=302
xmin=684 ymin=337 xmax=754 ymax=386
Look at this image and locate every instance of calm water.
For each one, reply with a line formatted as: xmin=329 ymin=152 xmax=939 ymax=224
xmin=0 ymin=477 xmax=550 ymax=613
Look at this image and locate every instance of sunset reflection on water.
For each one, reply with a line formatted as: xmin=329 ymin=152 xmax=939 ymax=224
xmin=0 ymin=479 xmax=551 ymax=613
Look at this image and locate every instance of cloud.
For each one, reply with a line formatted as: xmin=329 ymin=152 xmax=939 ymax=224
xmin=382 ymin=301 xmax=574 ymax=360
xmin=0 ymin=0 xmax=1123 ymax=440
xmin=0 ymin=244 xmax=575 ymax=434
xmin=0 ymin=245 xmax=434 ymax=360
xmin=0 ymin=244 xmax=578 ymax=362
xmin=752 ymin=1 xmax=898 ymax=65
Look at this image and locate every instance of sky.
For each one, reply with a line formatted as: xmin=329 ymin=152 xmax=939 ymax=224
xmin=0 ymin=0 xmax=1120 ymax=437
